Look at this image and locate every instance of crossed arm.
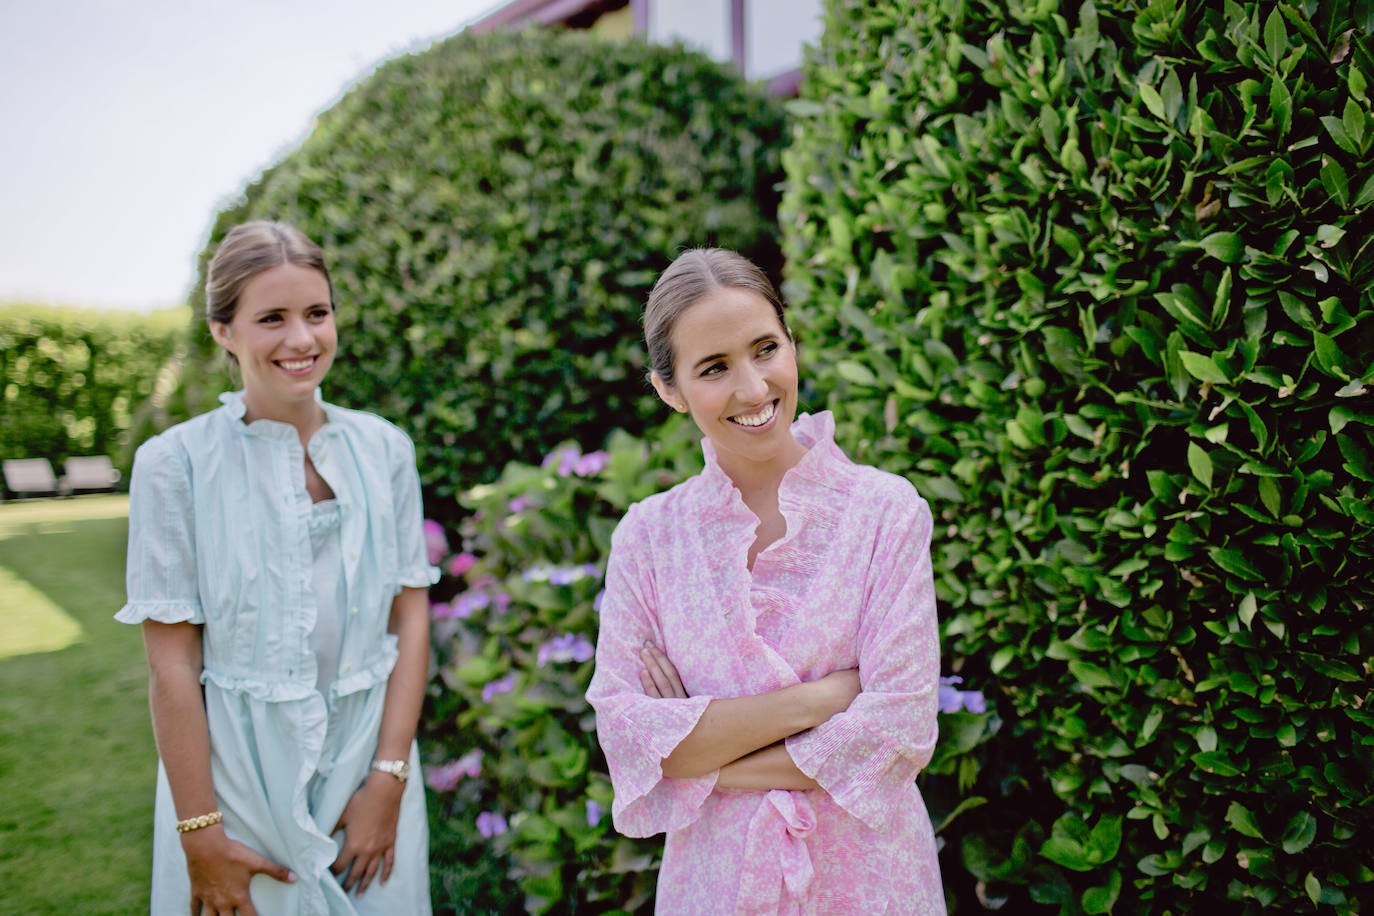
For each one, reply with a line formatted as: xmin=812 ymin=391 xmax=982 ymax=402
xmin=637 ymin=644 xmax=861 ymax=790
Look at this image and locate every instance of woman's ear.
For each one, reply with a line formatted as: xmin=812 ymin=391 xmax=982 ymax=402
xmin=208 ymin=320 xmax=234 ymax=355
xmin=650 ymin=373 xmax=687 ymax=413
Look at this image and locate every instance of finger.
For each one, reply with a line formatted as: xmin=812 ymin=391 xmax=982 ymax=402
xmin=640 ymin=647 xmax=677 ymax=698
xmin=190 ymin=896 xmax=201 ymax=916
xmin=381 ymin=847 xmax=395 ymax=885
xmin=639 ymin=648 xmax=671 ymax=697
xmin=356 ymin=855 xmax=381 ymax=895
xmin=250 ymin=851 xmax=296 ymax=885
xmin=646 ymin=645 xmax=687 ymax=698
xmin=639 ymin=667 xmax=663 ymax=698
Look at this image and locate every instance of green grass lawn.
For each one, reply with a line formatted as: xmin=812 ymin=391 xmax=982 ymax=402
xmin=0 ymin=495 xmax=155 ymax=915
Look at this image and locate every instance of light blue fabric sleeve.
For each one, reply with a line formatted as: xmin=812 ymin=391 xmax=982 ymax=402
xmin=116 ymin=434 xmax=205 ymax=625
xmin=389 ymin=429 xmax=440 ymax=590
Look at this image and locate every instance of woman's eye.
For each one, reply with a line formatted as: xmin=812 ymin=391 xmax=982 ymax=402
xmin=259 ymin=314 xmax=282 ymax=324
xmin=701 ymin=363 xmax=725 ymax=377
xmin=310 ymin=309 xmax=330 ymax=320
xmin=759 ymin=341 xmax=778 ymax=356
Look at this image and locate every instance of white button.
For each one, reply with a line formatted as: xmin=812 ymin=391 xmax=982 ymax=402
xmin=350 ymin=607 xmax=359 ymax=616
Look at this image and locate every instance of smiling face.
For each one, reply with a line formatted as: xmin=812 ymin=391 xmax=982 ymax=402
xmin=652 ymin=286 xmax=806 ymax=480
xmin=209 ymin=262 xmax=336 ymax=423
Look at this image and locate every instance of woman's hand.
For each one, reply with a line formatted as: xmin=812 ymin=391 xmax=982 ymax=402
xmin=331 ymin=773 xmax=405 ymax=895
xmin=183 ymin=825 xmax=295 ymax=916
xmin=639 ymin=643 xmax=687 ymax=699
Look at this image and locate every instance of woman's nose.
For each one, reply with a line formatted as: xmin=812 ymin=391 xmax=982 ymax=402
xmin=736 ymin=362 xmax=769 ymax=402
xmin=285 ymin=316 xmax=313 ymax=349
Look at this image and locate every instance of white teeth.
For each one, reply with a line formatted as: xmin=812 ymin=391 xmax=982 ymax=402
xmin=278 ymin=358 xmax=314 ymax=371
xmin=731 ymin=401 xmax=776 ymax=427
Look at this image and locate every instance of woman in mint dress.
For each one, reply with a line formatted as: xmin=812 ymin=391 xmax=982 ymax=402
xmin=118 ymin=221 xmax=437 ymax=915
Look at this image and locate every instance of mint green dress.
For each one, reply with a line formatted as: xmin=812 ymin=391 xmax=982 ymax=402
xmin=117 ymin=392 xmax=439 ymax=915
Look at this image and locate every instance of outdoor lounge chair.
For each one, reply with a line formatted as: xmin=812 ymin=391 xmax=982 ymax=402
xmin=2 ymin=458 xmax=65 ymax=498
xmin=62 ymin=456 xmax=122 ymax=494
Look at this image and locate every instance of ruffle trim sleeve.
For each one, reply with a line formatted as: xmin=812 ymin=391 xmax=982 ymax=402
xmin=786 ymin=713 xmax=929 ymax=831
xmin=114 ymin=599 xmax=205 ymax=626
xmin=599 ymin=694 xmax=717 ymax=837
xmin=395 ymin=562 xmax=441 ymax=592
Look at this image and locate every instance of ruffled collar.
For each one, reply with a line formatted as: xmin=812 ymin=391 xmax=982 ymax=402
xmin=219 ymin=390 xmax=336 ymax=440
xmin=697 ymin=411 xmax=853 ymax=517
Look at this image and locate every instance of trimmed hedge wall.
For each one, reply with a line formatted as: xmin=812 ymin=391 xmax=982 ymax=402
xmin=179 ymin=28 xmax=785 ymax=503
xmin=0 ymin=304 xmax=188 ymax=481
xmin=780 ymin=0 xmax=1372 ymax=912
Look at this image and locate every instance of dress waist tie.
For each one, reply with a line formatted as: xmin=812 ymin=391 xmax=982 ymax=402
xmin=737 ymin=789 xmax=817 ymax=915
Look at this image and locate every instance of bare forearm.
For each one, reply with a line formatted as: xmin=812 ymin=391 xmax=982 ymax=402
xmin=716 ymin=743 xmax=818 ymax=791
xmin=148 ymin=662 xmax=217 ymax=817
xmin=660 ymin=683 xmax=825 ymax=779
xmin=375 ymin=588 xmax=430 ymax=761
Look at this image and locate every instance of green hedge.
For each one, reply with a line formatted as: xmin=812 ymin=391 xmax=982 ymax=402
xmin=178 ymin=28 xmax=785 ymax=503
xmin=780 ymin=0 xmax=1372 ymax=911
xmin=0 ymin=304 xmax=189 ymax=481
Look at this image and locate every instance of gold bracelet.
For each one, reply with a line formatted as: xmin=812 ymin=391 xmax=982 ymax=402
xmin=175 ymin=810 xmax=223 ymax=833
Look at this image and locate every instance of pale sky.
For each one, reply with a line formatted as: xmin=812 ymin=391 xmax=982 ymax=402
xmin=0 ymin=0 xmax=501 ymax=311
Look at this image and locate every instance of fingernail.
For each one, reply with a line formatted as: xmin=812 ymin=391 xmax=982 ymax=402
xmin=287 ymin=871 xmax=299 ymax=883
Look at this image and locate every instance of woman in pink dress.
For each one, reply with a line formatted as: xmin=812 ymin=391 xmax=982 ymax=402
xmin=586 ymin=248 xmax=946 ymax=914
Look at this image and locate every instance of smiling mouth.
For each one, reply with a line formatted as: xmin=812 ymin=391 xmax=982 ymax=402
xmin=276 ymin=356 xmax=318 ymax=374
xmin=729 ymin=400 xmax=777 ymax=428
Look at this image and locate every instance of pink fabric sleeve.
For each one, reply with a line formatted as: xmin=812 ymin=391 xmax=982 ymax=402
xmin=586 ymin=504 xmax=716 ymax=838
xmin=786 ymin=484 xmax=940 ymax=830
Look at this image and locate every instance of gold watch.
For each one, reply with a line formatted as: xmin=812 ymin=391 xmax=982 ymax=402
xmin=370 ymin=758 xmax=410 ymax=782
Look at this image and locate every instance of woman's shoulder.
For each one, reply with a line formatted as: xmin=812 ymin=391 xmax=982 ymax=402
xmin=845 ymin=461 xmax=929 ymax=517
xmin=324 ymin=403 xmax=414 ymax=450
xmin=132 ymin=408 xmax=225 ymax=465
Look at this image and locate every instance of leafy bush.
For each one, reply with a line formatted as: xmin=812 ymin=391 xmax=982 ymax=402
xmin=0 ymin=304 xmax=188 ymax=479
xmin=422 ymin=416 xmax=702 ymax=913
xmin=177 ymin=27 xmax=785 ymax=503
xmin=780 ymin=0 xmax=1373 ymax=911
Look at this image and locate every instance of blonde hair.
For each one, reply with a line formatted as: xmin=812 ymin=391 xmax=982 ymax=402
xmin=643 ymin=248 xmax=789 ymax=387
xmin=206 ymin=222 xmax=333 ymax=362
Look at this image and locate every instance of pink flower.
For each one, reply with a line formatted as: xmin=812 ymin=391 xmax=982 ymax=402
xmin=424 ymin=749 xmax=484 ymax=792
xmin=422 ymin=519 xmax=448 ymax=566
xmin=447 ymin=552 xmax=477 ymax=577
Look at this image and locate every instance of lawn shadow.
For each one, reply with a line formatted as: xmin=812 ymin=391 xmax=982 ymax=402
xmin=0 ymin=495 xmax=155 ymax=915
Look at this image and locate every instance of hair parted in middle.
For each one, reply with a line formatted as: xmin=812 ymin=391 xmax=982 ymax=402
xmin=205 ymin=220 xmax=333 ymax=344
xmin=643 ymin=247 xmax=791 ymax=387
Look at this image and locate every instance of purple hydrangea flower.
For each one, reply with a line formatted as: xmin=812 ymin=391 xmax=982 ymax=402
xmin=572 ymin=450 xmax=610 ymax=477
xmin=507 ymin=495 xmax=532 ymax=514
xmin=452 ymin=590 xmax=492 ymax=619
xmin=586 ymin=799 xmax=604 ymax=827
xmin=593 ymin=589 xmax=605 ymax=612
xmin=476 ymin=810 xmax=508 ymax=838
xmin=422 ymin=519 xmax=448 ymax=566
xmin=542 ymin=445 xmax=582 ymax=477
xmin=481 ymin=673 xmax=517 ymax=703
xmin=537 ymin=633 xmax=595 ymax=666
xmin=938 ymin=675 xmax=987 ymax=714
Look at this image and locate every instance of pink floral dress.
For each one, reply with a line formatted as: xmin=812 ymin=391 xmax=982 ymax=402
xmin=587 ymin=412 xmax=946 ymax=915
